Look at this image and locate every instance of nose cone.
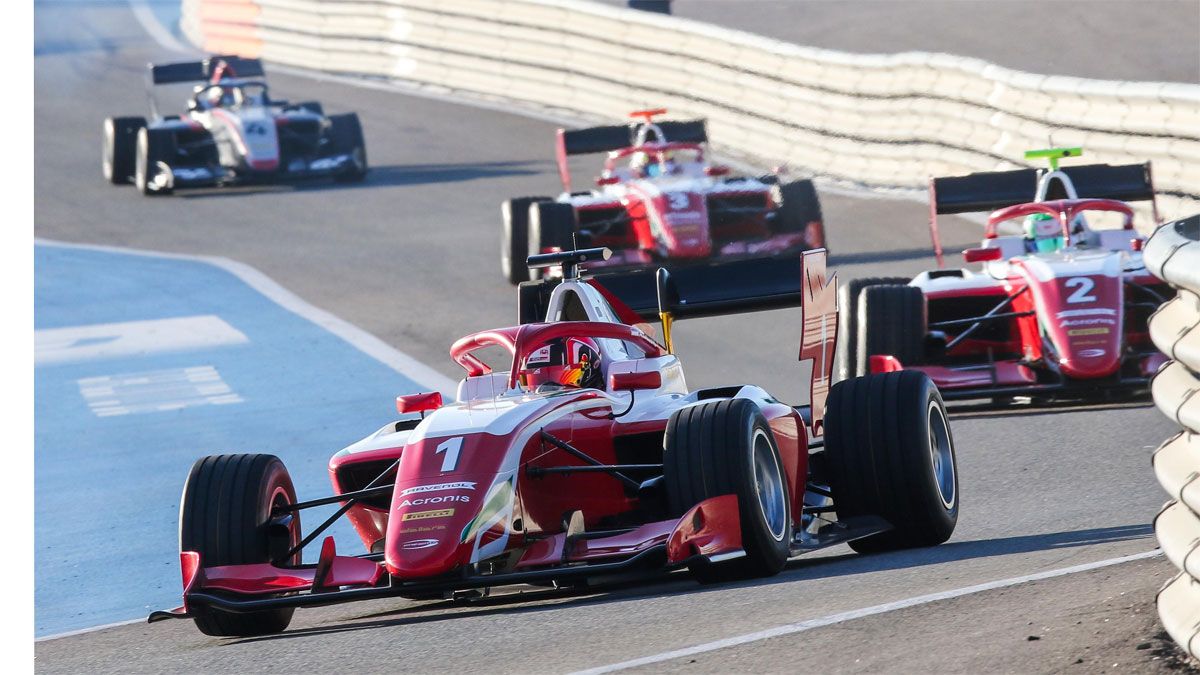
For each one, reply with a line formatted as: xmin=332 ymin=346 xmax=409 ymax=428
xmin=384 ymin=487 xmax=477 ymax=578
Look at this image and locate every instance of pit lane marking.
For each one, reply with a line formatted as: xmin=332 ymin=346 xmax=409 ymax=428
xmin=78 ymin=365 xmax=242 ymax=417
xmin=573 ymin=549 xmax=1162 ymax=674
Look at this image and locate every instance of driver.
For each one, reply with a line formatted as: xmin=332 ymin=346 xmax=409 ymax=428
xmin=518 ymin=337 xmax=603 ymax=391
xmin=205 ymin=86 xmax=236 ymax=109
xmin=1023 ymin=213 xmax=1065 ymax=253
xmin=630 ymin=151 xmax=679 ymax=178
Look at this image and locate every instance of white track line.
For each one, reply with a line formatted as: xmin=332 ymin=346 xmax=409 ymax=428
xmin=36 ymin=239 xmax=458 ymax=399
xmin=571 ymin=549 xmax=1163 ymax=674
xmin=127 ymin=0 xmax=190 ymax=54
xmin=36 ymin=618 xmax=145 ymax=643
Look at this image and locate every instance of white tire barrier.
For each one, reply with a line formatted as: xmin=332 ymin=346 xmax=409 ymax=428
xmin=179 ymin=0 xmax=1200 ymax=223
xmin=1147 ymin=213 xmax=1200 ymax=661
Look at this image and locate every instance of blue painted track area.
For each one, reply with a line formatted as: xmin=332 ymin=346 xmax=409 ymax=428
xmin=35 ymin=243 xmax=424 ymax=637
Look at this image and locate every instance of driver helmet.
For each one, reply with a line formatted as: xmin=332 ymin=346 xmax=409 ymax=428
xmin=519 ymin=337 xmax=603 ymax=391
xmin=646 ymin=151 xmax=678 ymax=178
xmin=1023 ymin=213 xmax=1064 ymax=253
xmin=630 ymin=151 xmax=651 ymax=177
xmin=206 ymin=86 xmax=235 ymax=108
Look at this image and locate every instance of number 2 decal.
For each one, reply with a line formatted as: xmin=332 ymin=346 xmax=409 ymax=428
xmin=1064 ymin=277 xmax=1097 ymax=304
xmin=435 ymin=437 xmax=463 ymax=472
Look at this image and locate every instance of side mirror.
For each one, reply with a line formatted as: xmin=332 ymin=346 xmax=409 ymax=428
xmin=609 ymin=371 xmax=662 ymax=392
xmin=596 ymin=175 xmax=619 ymax=186
xmin=396 ymin=391 xmax=442 ymax=415
xmin=705 ymin=165 xmax=731 ymax=177
xmin=963 ymin=247 xmax=1003 ymax=263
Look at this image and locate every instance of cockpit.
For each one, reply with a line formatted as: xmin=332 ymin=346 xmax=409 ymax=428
xmin=192 ymin=81 xmax=270 ymax=111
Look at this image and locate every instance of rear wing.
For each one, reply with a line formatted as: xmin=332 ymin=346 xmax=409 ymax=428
xmin=555 ymin=119 xmax=707 ymax=190
xmin=147 ymin=55 xmax=265 ymax=85
xmin=928 ymin=162 xmax=1159 ymax=265
xmin=518 ymin=250 xmax=838 ymax=434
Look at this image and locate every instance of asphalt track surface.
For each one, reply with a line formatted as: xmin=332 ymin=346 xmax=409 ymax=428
xmin=598 ymin=0 xmax=1200 ymax=83
xmin=35 ymin=0 xmax=1184 ymax=671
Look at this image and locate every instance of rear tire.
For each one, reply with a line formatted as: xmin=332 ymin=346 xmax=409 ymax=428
xmin=529 ymin=202 xmax=578 ymax=258
xmin=824 ymin=371 xmax=958 ymax=553
xmin=772 ymin=179 xmax=825 ymax=249
xmin=102 ymin=116 xmax=145 ymax=184
xmin=836 ymin=277 xmax=909 ymax=382
xmin=856 ymin=284 xmax=926 ymax=377
xmin=664 ymin=399 xmax=791 ymax=583
xmin=179 ymin=454 xmax=301 ymax=637
xmin=328 ymin=113 xmax=368 ymax=182
xmin=292 ymin=100 xmax=324 ymax=116
xmin=134 ymin=127 xmax=175 ymax=196
xmin=501 ymin=196 xmax=551 ymax=285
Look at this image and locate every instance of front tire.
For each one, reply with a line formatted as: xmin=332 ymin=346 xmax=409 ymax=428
xmin=179 ymin=454 xmax=301 ymax=637
xmin=771 ymin=179 xmax=825 ymax=249
xmin=501 ymin=196 xmax=550 ymax=285
xmin=836 ymin=277 xmax=909 ymax=381
xmin=824 ymin=371 xmax=958 ymax=553
xmin=856 ymin=284 xmax=927 ymax=376
xmin=134 ymin=127 xmax=175 ymax=196
xmin=529 ymin=202 xmax=577 ymax=256
xmin=664 ymin=399 xmax=792 ymax=582
xmin=102 ymin=116 xmax=145 ymax=184
xmin=328 ymin=113 xmax=368 ymax=182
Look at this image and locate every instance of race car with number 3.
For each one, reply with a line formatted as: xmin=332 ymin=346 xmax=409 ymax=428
xmin=150 ymin=248 xmax=958 ymax=637
xmin=839 ymin=148 xmax=1172 ymax=403
xmin=500 ymin=109 xmax=826 ymax=284
xmin=102 ymin=55 xmax=367 ymax=196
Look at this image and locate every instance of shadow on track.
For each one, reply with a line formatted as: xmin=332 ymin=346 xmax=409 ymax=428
xmin=778 ymin=523 xmax=1154 ymax=584
xmin=173 ymin=160 xmax=549 ymax=200
xmin=221 ymin=523 xmax=1152 ymax=646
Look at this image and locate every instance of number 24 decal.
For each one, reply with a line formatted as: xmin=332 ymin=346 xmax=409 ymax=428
xmin=1064 ymin=277 xmax=1097 ymax=304
xmin=435 ymin=437 xmax=463 ymax=472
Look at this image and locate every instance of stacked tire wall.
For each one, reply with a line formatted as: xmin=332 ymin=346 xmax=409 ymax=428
xmin=1145 ymin=213 xmax=1200 ymax=661
xmin=179 ymin=0 xmax=1200 ymax=224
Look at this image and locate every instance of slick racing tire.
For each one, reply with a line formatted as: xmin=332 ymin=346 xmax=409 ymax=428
xmin=836 ymin=277 xmax=909 ymax=382
xmin=134 ymin=127 xmax=175 ymax=196
xmin=664 ymin=399 xmax=791 ymax=583
xmin=824 ymin=371 xmax=958 ymax=553
xmin=771 ymin=179 xmax=825 ymax=249
xmin=529 ymin=202 xmax=578 ymax=257
xmin=179 ymin=454 xmax=301 ymax=637
xmin=102 ymin=116 xmax=145 ymax=185
xmin=856 ymin=284 xmax=927 ymax=377
xmin=328 ymin=113 xmax=368 ymax=182
xmin=501 ymin=196 xmax=551 ymax=285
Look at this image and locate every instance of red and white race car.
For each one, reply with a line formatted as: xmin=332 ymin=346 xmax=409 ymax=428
xmin=839 ymin=148 xmax=1173 ymax=403
xmin=500 ymin=109 xmax=825 ymax=284
xmin=151 ymin=249 xmax=958 ymax=636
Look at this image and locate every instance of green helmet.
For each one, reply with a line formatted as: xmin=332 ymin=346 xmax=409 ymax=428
xmin=1023 ymin=213 xmax=1064 ymax=253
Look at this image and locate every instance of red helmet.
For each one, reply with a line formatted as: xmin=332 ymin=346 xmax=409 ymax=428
xmin=519 ymin=337 xmax=603 ymax=390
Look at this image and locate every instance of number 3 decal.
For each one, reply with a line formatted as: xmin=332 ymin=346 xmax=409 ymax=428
xmin=435 ymin=437 xmax=463 ymax=472
xmin=1064 ymin=277 xmax=1097 ymax=304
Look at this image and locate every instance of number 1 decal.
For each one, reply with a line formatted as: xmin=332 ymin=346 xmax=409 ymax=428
xmin=435 ymin=437 xmax=463 ymax=472
xmin=1064 ymin=277 xmax=1097 ymax=304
